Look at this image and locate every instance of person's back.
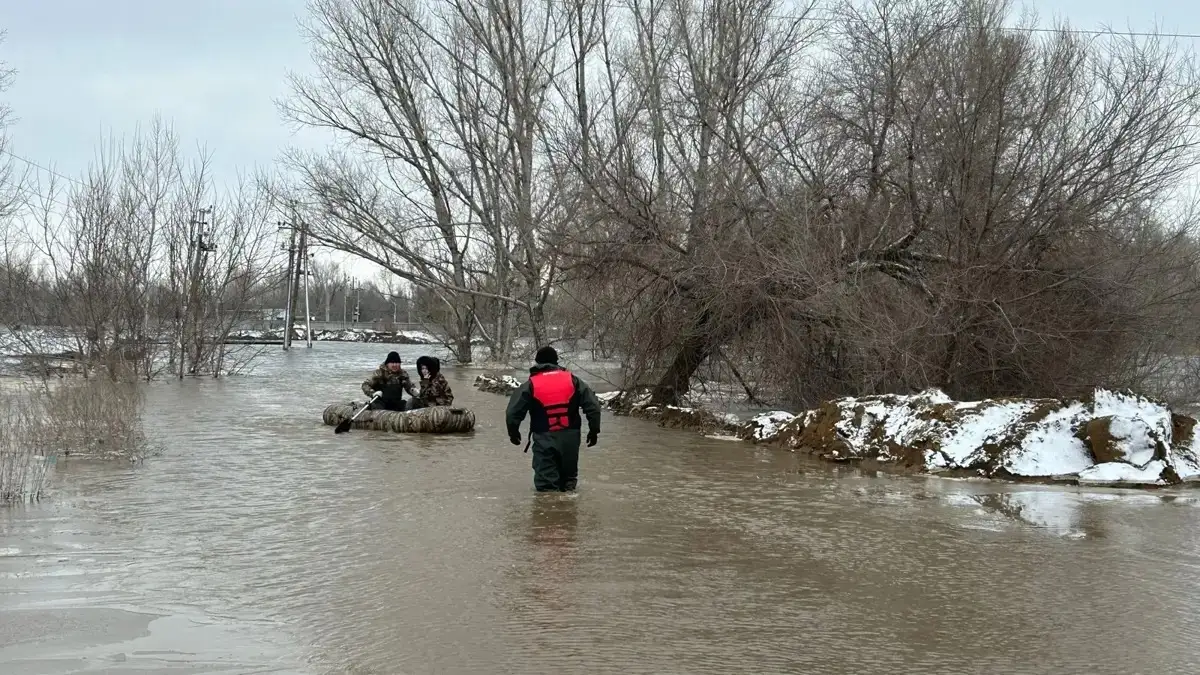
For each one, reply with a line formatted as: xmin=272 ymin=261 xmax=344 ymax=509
xmin=506 ymin=346 xmax=601 ymax=492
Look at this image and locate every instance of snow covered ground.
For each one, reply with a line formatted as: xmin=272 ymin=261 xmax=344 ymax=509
xmin=227 ymin=327 xmax=440 ymax=345
xmin=0 ymin=328 xmax=78 ymax=357
xmin=0 ymin=327 xmax=443 ymax=357
xmin=736 ymin=388 xmax=1200 ymax=487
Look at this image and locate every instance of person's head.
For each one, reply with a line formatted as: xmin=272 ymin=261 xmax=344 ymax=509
xmin=534 ymin=345 xmax=558 ymax=366
xmin=416 ymin=355 xmax=439 ymax=379
xmin=384 ymin=351 xmax=402 ymax=372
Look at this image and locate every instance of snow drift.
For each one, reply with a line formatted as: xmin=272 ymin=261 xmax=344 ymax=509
xmin=739 ymin=388 xmax=1200 ymax=487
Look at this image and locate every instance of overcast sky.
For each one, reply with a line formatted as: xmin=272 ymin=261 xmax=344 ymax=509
xmin=0 ymin=0 xmax=1196 ymax=280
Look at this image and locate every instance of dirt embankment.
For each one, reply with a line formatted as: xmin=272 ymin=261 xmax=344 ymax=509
xmin=473 ymin=375 xmax=1200 ymax=488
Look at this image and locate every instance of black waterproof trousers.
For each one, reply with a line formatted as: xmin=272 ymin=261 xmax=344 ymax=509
xmin=531 ymin=428 xmax=581 ymax=492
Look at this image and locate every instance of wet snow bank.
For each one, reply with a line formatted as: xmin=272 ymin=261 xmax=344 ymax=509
xmin=735 ymin=388 xmax=1200 ymax=487
xmin=474 ymin=373 xmax=523 ymax=395
xmin=596 ymin=385 xmax=1200 ymax=487
xmin=227 ymin=327 xmax=439 ymax=345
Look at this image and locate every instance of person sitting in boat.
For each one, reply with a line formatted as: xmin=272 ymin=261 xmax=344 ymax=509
xmin=409 ymin=355 xmax=454 ymax=409
xmin=362 ymin=351 xmax=418 ymax=411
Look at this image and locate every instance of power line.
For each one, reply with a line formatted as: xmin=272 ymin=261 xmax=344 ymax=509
xmin=569 ymin=0 xmax=1200 ymax=40
xmin=1 ymin=148 xmax=85 ymax=187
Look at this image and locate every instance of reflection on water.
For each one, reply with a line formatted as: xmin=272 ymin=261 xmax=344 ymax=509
xmin=524 ymin=495 xmax=579 ymax=613
xmin=1 ymin=343 xmax=1200 ymax=673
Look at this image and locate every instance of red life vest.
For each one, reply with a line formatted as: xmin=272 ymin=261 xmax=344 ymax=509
xmin=530 ymin=369 xmax=577 ymax=432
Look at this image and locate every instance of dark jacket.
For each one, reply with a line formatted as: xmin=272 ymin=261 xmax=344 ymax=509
xmin=362 ymin=363 xmax=417 ymax=402
xmin=415 ymin=356 xmax=454 ymax=406
xmin=506 ymin=364 xmax=602 ymax=437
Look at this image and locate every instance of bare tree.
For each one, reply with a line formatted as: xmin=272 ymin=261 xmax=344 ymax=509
xmin=276 ymin=0 xmax=1200 ymax=407
xmin=280 ymin=0 xmax=593 ymax=363
xmin=555 ymin=0 xmax=824 ymax=404
xmin=562 ymin=0 xmax=1200 ymax=407
xmin=9 ymin=120 xmax=284 ymax=380
xmin=0 ymin=32 xmax=26 ymax=222
xmin=308 ymin=257 xmax=345 ymax=322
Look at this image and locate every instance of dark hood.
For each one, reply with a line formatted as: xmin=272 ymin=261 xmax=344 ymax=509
xmin=529 ymin=363 xmax=563 ymax=375
xmin=416 ymin=355 xmax=440 ymax=377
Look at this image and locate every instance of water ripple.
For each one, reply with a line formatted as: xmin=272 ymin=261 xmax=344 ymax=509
xmin=2 ymin=344 xmax=1199 ymax=673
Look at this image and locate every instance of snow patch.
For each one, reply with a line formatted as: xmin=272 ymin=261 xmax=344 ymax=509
xmin=746 ymin=411 xmax=796 ymax=441
xmin=706 ymin=433 xmax=743 ymax=442
xmin=1078 ymin=460 xmax=1169 ymax=486
xmin=1000 ymin=402 xmax=1094 ymax=477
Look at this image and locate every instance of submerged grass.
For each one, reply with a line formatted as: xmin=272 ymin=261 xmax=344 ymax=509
xmin=0 ymin=377 xmax=151 ymax=503
xmin=0 ymin=392 xmax=55 ymax=502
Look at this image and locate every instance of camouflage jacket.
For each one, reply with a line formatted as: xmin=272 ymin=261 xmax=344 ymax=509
xmin=362 ymin=365 xmax=417 ymax=398
xmin=418 ymin=372 xmax=455 ymax=406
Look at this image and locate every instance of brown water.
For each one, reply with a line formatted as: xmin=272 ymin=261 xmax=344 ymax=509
xmin=3 ymin=343 xmax=1200 ymax=674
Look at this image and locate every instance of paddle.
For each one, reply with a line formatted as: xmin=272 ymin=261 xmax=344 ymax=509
xmin=335 ymin=392 xmax=381 ymax=434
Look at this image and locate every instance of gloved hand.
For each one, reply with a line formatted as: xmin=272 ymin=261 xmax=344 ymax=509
xmin=586 ymin=431 xmax=598 ymax=447
xmin=510 ymin=432 xmax=521 ymax=446
xmin=371 ymin=391 xmax=382 ymax=400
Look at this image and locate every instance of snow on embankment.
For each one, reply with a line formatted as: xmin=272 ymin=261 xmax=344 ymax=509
xmin=738 ymin=389 xmax=1200 ymax=487
xmin=226 ymin=327 xmax=439 ymax=345
xmin=475 ymin=373 xmax=522 ymax=395
xmin=473 ymin=375 xmax=1200 ymax=488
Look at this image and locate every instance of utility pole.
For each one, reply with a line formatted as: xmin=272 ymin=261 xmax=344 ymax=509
xmin=302 ymin=251 xmax=313 ymax=348
xmin=278 ymin=206 xmax=308 ymax=351
xmin=279 ymin=223 xmax=297 ymax=351
xmin=353 ymin=283 xmax=362 ymax=324
xmin=289 ymin=224 xmax=305 ymax=348
xmin=180 ymin=206 xmax=215 ymax=378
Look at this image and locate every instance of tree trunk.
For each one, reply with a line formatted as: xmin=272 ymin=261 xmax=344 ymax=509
xmin=527 ymin=302 xmax=545 ymax=351
xmin=455 ymin=335 xmax=473 ymax=365
xmin=453 ymin=310 xmax=474 ymax=364
xmin=650 ymin=310 xmax=716 ymax=406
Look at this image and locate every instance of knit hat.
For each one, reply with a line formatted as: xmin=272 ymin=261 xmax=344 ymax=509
xmin=385 ymin=351 xmax=401 ymax=364
xmin=534 ymin=346 xmax=558 ymax=365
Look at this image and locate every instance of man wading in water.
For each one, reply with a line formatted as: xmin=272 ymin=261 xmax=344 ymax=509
xmin=506 ymin=346 xmax=602 ymax=492
xmin=362 ymin=351 xmax=418 ymax=411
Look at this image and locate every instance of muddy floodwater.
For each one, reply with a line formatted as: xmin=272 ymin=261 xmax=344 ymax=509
xmin=3 ymin=343 xmax=1200 ymax=673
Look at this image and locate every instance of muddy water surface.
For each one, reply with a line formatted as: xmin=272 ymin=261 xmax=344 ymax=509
xmin=3 ymin=343 xmax=1200 ymax=674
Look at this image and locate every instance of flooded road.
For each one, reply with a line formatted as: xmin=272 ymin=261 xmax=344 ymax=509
xmin=3 ymin=343 xmax=1200 ymax=673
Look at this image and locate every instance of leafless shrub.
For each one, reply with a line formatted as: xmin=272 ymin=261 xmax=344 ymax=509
xmin=0 ymin=376 xmax=151 ymax=502
xmin=35 ymin=378 xmax=150 ymax=460
xmin=2 ymin=118 xmax=283 ymax=380
xmin=0 ymin=387 xmax=54 ymax=503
